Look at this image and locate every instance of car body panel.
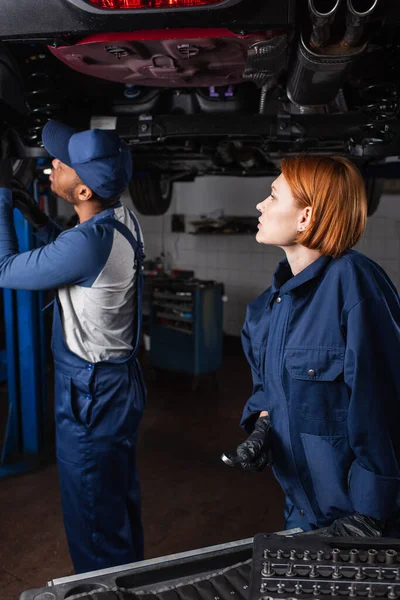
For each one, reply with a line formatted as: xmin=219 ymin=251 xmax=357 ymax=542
xmin=0 ymin=0 xmax=294 ymax=39
xmin=48 ymin=30 xmax=279 ymax=87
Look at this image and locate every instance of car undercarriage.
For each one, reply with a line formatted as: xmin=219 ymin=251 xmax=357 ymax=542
xmin=0 ymin=0 xmax=399 ymax=213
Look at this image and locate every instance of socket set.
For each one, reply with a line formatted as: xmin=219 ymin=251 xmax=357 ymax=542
xmin=250 ymin=534 xmax=400 ymax=600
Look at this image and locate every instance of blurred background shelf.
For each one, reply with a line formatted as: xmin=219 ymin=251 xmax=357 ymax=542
xmin=150 ymin=279 xmax=224 ymax=378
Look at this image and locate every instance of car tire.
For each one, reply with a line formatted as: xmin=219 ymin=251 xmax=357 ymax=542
xmin=365 ymin=177 xmax=384 ymax=217
xmin=129 ymin=173 xmax=172 ymax=216
xmin=12 ymin=158 xmax=36 ymax=188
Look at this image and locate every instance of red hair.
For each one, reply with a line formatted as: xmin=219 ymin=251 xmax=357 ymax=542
xmin=280 ymin=155 xmax=367 ymax=258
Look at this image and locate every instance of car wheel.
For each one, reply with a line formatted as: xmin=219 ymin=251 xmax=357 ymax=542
xmin=366 ymin=177 xmax=384 ymax=217
xmin=12 ymin=158 xmax=36 ymax=188
xmin=129 ymin=173 xmax=173 ymax=216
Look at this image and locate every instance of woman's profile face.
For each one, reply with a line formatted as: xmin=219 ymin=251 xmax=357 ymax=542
xmin=256 ymin=173 xmax=306 ymax=248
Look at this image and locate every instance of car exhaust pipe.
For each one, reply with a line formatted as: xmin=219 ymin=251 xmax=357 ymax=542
xmin=309 ymin=0 xmax=342 ymax=48
xmin=286 ymin=31 xmax=366 ymax=107
xmin=286 ymin=0 xmax=378 ymax=108
xmin=341 ymin=0 xmax=380 ymax=48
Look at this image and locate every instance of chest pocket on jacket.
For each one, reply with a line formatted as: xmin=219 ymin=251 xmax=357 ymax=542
xmin=285 ymin=347 xmax=348 ymax=422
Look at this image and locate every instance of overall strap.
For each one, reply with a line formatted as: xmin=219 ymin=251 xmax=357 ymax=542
xmin=96 ymin=215 xmax=145 ymax=357
xmin=96 ymin=215 xmax=144 ymax=262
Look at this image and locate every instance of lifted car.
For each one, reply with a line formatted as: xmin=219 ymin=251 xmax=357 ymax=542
xmin=0 ymin=0 xmax=398 ymax=214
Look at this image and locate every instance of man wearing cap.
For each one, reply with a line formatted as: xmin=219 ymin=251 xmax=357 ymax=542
xmin=0 ymin=120 xmax=146 ymax=574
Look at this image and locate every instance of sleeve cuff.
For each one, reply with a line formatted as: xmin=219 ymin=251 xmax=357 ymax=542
xmin=240 ymin=398 xmax=267 ymax=432
xmin=240 ymin=411 xmax=259 ymax=433
xmin=349 ymin=460 xmax=400 ymax=520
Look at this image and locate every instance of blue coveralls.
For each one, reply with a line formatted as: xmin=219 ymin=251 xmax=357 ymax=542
xmin=241 ymin=250 xmax=400 ymax=533
xmin=0 ymin=190 xmax=146 ymax=573
xmin=53 ymin=216 xmax=146 ymax=573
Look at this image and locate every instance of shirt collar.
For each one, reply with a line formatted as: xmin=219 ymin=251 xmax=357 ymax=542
xmin=78 ymin=200 xmax=122 ymax=226
xmin=271 ymin=254 xmax=332 ymax=295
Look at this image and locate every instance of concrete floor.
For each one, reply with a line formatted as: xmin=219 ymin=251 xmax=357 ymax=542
xmin=0 ymin=337 xmax=284 ymax=600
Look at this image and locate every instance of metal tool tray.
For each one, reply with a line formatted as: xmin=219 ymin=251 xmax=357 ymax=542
xmin=19 ymin=531 xmax=300 ymax=600
xmin=22 ymin=530 xmax=400 ymax=600
xmin=20 ymin=537 xmax=255 ymax=600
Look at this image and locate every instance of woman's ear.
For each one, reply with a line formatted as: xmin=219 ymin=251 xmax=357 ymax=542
xmin=298 ymin=206 xmax=312 ymax=231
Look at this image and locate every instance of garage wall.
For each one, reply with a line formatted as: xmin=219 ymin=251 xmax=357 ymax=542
xmin=122 ymin=178 xmax=400 ymax=337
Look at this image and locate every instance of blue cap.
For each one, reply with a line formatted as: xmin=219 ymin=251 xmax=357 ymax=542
xmin=42 ymin=120 xmax=132 ymax=199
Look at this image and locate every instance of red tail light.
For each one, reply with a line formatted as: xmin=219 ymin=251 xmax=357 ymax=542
xmin=87 ymin=0 xmax=224 ymax=8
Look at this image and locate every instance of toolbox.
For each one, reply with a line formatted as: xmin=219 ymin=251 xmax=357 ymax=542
xmin=149 ymin=279 xmax=224 ymax=377
xmin=20 ymin=532 xmax=400 ymax=600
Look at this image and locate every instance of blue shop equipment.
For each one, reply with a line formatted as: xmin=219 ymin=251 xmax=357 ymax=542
xmin=0 ymin=163 xmax=50 ymax=477
xmin=149 ymin=279 xmax=224 ymax=378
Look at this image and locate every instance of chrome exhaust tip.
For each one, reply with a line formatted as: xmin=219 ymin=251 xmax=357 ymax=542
xmin=347 ymin=0 xmax=379 ymax=18
xmin=308 ymin=0 xmax=341 ymax=19
xmin=308 ymin=0 xmax=342 ymax=48
xmin=342 ymin=0 xmax=380 ymax=47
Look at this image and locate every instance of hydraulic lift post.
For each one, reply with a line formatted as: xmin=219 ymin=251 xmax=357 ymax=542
xmin=0 ymin=172 xmax=48 ymax=477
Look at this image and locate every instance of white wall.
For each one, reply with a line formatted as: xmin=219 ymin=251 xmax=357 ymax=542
xmin=123 ymin=179 xmax=400 ymax=337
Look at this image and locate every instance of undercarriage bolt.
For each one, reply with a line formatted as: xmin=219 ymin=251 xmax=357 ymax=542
xmin=395 ymin=569 xmax=400 ymax=581
xmin=295 ymin=583 xmax=303 ymax=595
xmin=277 ymin=549 xmax=284 ymax=559
xmin=332 ymin=549 xmax=341 ymax=562
xmin=313 ymin=584 xmax=321 ymax=596
xmin=330 ymin=584 xmax=339 ymax=596
xmin=377 ymin=568 xmax=384 ymax=581
xmin=349 ymin=583 xmax=357 ymax=598
xmin=309 ymin=564 xmax=318 ymax=578
xmin=355 ymin=566 xmax=365 ymax=580
xmin=367 ymin=585 xmax=375 ymax=598
xmin=260 ymin=582 xmax=268 ymax=593
xmin=286 ymin=562 xmax=296 ymax=577
xmin=386 ymin=550 xmax=398 ymax=565
xmin=388 ymin=586 xmax=398 ymax=600
xmin=349 ymin=549 xmax=360 ymax=563
xmin=290 ymin=549 xmax=297 ymax=561
xmin=303 ymin=550 xmax=311 ymax=561
xmin=262 ymin=561 xmax=274 ymax=577
xmin=368 ymin=549 xmax=378 ymax=564
xmin=332 ymin=565 xmax=342 ymax=579
xmin=317 ymin=550 xmax=325 ymax=561
xmin=277 ymin=583 xmax=286 ymax=594
xmin=124 ymin=84 xmax=141 ymax=100
xmin=264 ymin=549 xmax=270 ymax=559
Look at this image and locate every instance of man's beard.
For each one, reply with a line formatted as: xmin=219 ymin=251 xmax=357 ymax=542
xmin=50 ymin=185 xmax=77 ymax=204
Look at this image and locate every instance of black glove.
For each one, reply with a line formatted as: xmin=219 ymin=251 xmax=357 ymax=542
xmin=13 ymin=188 xmax=49 ymax=229
xmin=0 ymin=158 xmax=13 ymax=188
xmin=313 ymin=513 xmax=384 ymax=537
xmin=236 ymin=415 xmax=273 ymax=471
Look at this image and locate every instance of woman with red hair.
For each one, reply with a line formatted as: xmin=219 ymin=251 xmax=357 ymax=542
xmin=236 ymin=155 xmax=400 ymax=537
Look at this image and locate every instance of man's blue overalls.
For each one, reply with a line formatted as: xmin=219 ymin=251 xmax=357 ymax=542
xmin=52 ymin=213 xmax=146 ymax=574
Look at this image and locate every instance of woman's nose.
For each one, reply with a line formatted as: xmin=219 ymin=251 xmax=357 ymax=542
xmin=256 ymin=201 xmax=263 ymax=213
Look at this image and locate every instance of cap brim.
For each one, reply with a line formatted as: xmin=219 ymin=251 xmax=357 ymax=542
xmin=42 ymin=120 xmax=77 ymax=166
